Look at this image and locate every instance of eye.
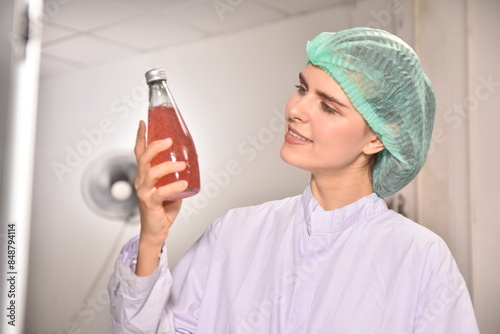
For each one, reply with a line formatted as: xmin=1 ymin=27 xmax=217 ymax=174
xmin=295 ymin=84 xmax=307 ymax=95
xmin=321 ymin=102 xmax=338 ymax=114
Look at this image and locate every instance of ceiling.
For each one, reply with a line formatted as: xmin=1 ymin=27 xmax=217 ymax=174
xmin=40 ymin=0 xmax=349 ymax=77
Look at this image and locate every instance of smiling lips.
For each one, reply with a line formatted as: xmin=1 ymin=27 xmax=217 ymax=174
xmin=285 ymin=127 xmax=313 ymax=144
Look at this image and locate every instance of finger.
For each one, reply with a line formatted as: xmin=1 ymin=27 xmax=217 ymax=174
xmin=137 ymin=138 xmax=173 ymax=168
xmin=155 ymin=180 xmax=189 ymax=201
xmin=138 ymin=179 xmax=188 ymax=208
xmin=135 ymin=138 xmax=173 ymax=189
xmin=134 ymin=121 xmax=148 ymax=190
xmin=142 ymin=161 xmax=187 ymax=189
xmin=134 ymin=120 xmax=147 ymax=160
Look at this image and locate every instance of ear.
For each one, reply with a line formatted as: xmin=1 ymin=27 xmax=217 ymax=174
xmin=363 ymin=135 xmax=385 ymax=155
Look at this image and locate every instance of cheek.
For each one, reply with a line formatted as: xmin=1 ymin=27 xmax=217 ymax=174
xmin=316 ymin=120 xmax=368 ymax=152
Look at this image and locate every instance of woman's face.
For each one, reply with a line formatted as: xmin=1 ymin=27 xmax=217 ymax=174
xmin=280 ymin=63 xmax=381 ymax=177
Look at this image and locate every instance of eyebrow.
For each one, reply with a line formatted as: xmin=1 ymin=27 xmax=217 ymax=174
xmin=299 ymin=72 xmax=349 ymax=109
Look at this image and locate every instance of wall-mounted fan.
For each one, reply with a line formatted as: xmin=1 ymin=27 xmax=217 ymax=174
xmin=81 ymin=150 xmax=139 ymax=221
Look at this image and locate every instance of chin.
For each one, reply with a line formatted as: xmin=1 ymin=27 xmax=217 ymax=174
xmin=280 ymin=145 xmax=311 ymax=172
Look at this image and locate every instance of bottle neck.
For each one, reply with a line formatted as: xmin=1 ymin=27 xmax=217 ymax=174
xmin=148 ymin=80 xmax=173 ymax=108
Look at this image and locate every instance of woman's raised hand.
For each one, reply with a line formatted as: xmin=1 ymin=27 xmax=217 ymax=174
xmin=133 ymin=120 xmax=188 ymax=276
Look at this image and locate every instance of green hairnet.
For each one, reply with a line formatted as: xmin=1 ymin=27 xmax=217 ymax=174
xmin=306 ymin=27 xmax=436 ymax=198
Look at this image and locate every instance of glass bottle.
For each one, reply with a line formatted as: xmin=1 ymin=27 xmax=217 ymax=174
xmin=145 ymin=68 xmax=200 ymax=200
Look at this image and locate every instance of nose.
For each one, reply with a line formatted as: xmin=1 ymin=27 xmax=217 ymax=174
xmin=286 ymin=94 xmax=310 ymax=123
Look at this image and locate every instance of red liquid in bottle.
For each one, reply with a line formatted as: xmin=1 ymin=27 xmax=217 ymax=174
xmin=147 ymin=105 xmax=200 ymax=200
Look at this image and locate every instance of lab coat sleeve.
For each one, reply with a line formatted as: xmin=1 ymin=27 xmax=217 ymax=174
xmin=107 ymin=235 xmax=176 ymax=333
xmin=413 ymin=238 xmax=480 ymax=333
xmin=108 ymin=220 xmax=221 ymax=333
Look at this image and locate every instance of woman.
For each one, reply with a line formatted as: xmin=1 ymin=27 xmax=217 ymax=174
xmin=108 ymin=27 xmax=479 ymax=333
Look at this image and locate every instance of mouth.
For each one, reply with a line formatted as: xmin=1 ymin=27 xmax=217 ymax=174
xmin=287 ymin=127 xmax=313 ymax=143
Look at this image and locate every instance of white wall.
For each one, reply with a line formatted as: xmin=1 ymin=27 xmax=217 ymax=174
xmin=26 ymin=0 xmax=500 ymax=332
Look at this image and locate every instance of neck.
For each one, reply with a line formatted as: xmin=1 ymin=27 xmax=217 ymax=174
xmin=310 ymin=169 xmax=374 ymax=211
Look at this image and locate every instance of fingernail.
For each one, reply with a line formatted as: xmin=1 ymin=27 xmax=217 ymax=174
xmin=175 ymin=161 xmax=186 ymax=167
xmin=162 ymin=138 xmax=172 ymax=146
xmin=178 ymin=180 xmax=188 ymax=187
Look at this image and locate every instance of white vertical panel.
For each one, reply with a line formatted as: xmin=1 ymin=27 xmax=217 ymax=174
xmin=414 ymin=0 xmax=472 ymax=286
xmin=0 ymin=0 xmax=43 ymax=333
xmin=468 ymin=0 xmax=500 ymax=332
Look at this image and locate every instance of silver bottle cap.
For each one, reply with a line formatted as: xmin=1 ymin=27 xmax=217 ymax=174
xmin=145 ymin=68 xmax=166 ymax=83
